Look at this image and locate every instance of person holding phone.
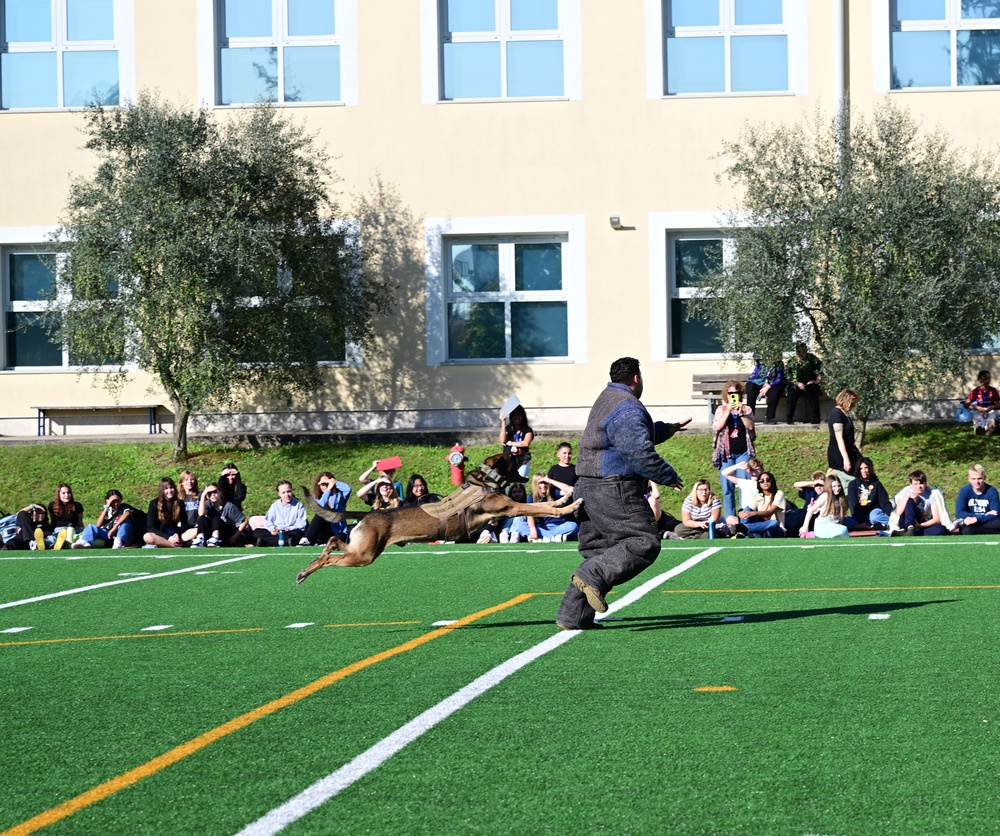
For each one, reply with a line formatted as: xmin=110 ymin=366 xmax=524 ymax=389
xmin=712 ymin=379 xmax=756 ymax=519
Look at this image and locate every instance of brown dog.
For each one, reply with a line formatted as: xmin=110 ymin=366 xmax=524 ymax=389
xmin=295 ymin=452 xmax=582 ymax=584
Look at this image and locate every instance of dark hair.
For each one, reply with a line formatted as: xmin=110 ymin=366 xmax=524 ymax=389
xmin=508 ymin=483 xmax=527 ymax=503
xmin=157 ymin=477 xmax=181 ymax=525
xmin=312 ymin=471 xmax=335 ymax=500
xmin=757 ymin=472 xmax=778 ymax=494
xmin=405 ymin=474 xmax=428 ymax=505
xmin=105 ymin=489 xmax=122 ymax=502
xmin=908 ymin=469 xmax=927 ymax=483
xmin=609 ymin=357 xmax=640 ymax=383
xmin=858 ymin=457 xmax=875 ymax=477
xmin=557 ymin=441 xmax=572 ymax=452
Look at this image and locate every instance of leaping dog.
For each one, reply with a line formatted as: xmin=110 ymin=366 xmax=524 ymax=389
xmin=295 ymin=452 xmax=582 ymax=584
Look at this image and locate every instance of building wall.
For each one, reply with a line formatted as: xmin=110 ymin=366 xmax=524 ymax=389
xmin=0 ymin=0 xmax=994 ymax=436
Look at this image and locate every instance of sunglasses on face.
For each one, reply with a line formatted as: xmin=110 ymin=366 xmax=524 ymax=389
xmin=319 ymin=482 xmax=330 ymax=488
xmin=759 ymin=478 xmax=773 ymax=484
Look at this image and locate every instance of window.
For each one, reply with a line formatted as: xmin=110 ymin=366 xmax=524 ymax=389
xmin=1 ymin=0 xmax=121 ymax=109
xmin=663 ymin=0 xmax=788 ymax=94
xmin=890 ymin=0 xmax=1000 ymax=88
xmin=210 ymin=0 xmax=356 ymax=105
xmin=3 ymin=249 xmax=62 ymax=367
xmin=446 ymin=237 xmax=568 ymax=360
xmin=431 ymin=0 xmax=582 ymax=100
xmin=667 ymin=234 xmax=725 ymax=356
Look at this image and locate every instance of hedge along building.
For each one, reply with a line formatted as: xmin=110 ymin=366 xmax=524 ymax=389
xmin=0 ymin=1 xmax=995 ymax=437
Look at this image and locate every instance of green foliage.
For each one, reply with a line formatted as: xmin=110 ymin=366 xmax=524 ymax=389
xmin=50 ymin=94 xmax=395 ymax=459
xmin=694 ymin=102 xmax=1000 ymax=429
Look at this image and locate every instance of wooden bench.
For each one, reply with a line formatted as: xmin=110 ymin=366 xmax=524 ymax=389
xmin=691 ymin=373 xmax=741 ymax=422
xmin=32 ymin=405 xmax=164 ymax=437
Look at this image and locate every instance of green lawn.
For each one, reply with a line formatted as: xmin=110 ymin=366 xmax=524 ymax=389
xmin=2 ymin=536 xmax=998 ymax=834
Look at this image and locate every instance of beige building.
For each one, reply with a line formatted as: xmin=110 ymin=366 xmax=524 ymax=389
xmin=0 ymin=0 xmax=995 ymax=437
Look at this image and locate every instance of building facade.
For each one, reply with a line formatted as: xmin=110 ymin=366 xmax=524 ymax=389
xmin=1 ymin=1 xmax=995 ymax=436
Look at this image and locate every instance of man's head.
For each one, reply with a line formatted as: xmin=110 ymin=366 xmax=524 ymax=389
xmin=969 ymin=464 xmax=987 ymax=491
xmin=556 ymin=442 xmax=573 ymax=465
xmin=610 ymin=357 xmax=643 ymax=397
xmin=908 ymin=470 xmax=928 ymax=491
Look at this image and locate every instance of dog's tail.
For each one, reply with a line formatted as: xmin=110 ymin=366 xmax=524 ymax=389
xmin=304 ymin=491 xmax=368 ymax=523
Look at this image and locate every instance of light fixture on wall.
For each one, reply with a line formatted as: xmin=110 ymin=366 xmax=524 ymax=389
xmin=609 ymin=215 xmax=624 ymax=230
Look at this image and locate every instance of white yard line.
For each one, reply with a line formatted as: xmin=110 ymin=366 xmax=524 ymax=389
xmin=0 ymin=554 xmax=267 ymax=610
xmin=235 ymin=547 xmax=721 ymax=836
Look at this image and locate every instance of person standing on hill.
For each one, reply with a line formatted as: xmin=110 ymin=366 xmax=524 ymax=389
xmin=555 ymin=357 xmax=687 ymax=631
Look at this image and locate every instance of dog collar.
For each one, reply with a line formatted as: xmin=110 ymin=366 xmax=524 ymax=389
xmin=473 ymin=463 xmax=508 ymax=492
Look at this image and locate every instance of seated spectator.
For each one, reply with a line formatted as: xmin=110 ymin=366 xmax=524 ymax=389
xmin=47 ymin=483 xmax=84 ymax=549
xmin=891 ymin=470 xmax=950 ymax=536
xmin=178 ymin=470 xmax=202 ymax=544
xmin=804 ymin=472 xmax=856 ymax=539
xmin=143 ymin=477 xmax=191 ymax=548
xmin=963 ymin=370 xmax=1000 ymax=435
xmin=219 ymin=463 xmax=247 ymax=510
xmin=402 ymin=474 xmax=440 ymax=507
xmin=359 ymin=460 xmax=404 ymax=504
xmin=674 ymin=479 xmax=723 ymax=539
xmin=193 ymin=484 xmax=251 ymax=547
xmin=952 ymin=464 xmax=1000 ymax=535
xmin=359 ymin=475 xmax=402 ymax=511
xmin=523 ymin=474 xmax=579 ymax=542
xmin=721 ymin=457 xmax=764 ymax=531
xmin=72 ymin=489 xmax=136 ymax=549
xmin=647 ymin=481 xmax=682 ymax=538
xmin=304 ymin=471 xmax=353 ymax=545
xmin=547 ymin=442 xmax=578 ymax=499
xmin=737 ymin=471 xmax=786 ymax=538
xmin=253 ymin=481 xmax=308 ymax=546
xmin=785 ymin=470 xmax=827 ymax=537
xmin=848 ymin=458 xmax=892 ymax=531
xmin=497 ymin=484 xmax=530 ymax=543
xmin=785 ymin=342 xmax=823 ymax=425
xmin=745 ymin=358 xmax=784 ymax=424
xmin=2 ymin=502 xmax=49 ymax=550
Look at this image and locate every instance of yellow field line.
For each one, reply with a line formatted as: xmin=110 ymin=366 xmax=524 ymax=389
xmin=662 ymin=585 xmax=1000 ymax=594
xmin=0 ymin=629 xmax=263 ymax=647
xmin=1 ymin=593 xmax=535 ymax=836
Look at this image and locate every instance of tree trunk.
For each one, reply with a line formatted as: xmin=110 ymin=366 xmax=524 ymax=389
xmin=858 ymin=415 xmax=868 ymax=449
xmin=172 ymin=398 xmax=189 ymax=461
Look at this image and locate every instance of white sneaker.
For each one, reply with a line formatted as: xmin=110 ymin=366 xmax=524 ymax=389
xmin=297 ymin=537 xmax=310 ymax=546
xmin=509 ymin=531 xmax=522 ymax=543
xmin=191 ymin=534 xmax=205 ymax=548
xmin=112 ymin=538 xmax=124 ymax=549
xmin=207 ymin=536 xmax=221 ymax=547
xmin=142 ymin=544 xmax=158 ymax=549
xmin=477 ymin=530 xmax=493 ymax=545
xmin=552 ymin=534 xmax=568 ymax=542
xmin=499 ymin=530 xmax=510 ymax=543
xmin=71 ymin=539 xmax=91 ymax=549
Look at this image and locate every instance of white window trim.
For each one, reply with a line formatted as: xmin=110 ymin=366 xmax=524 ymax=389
xmin=195 ymin=0 xmax=358 ymax=107
xmin=0 ymin=0 xmax=135 ymax=113
xmin=420 ymin=0 xmax=582 ymax=104
xmin=644 ymin=0 xmax=808 ymax=99
xmin=424 ymin=214 xmax=586 ymax=365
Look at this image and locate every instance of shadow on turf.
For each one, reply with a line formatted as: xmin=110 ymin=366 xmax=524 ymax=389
xmin=471 ymin=599 xmax=958 ymax=631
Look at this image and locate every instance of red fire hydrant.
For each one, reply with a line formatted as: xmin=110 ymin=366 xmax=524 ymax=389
xmin=447 ymin=443 xmax=467 ymax=485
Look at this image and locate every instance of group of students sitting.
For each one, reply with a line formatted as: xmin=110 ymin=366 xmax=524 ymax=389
xmin=659 ymin=458 xmax=1000 ymax=540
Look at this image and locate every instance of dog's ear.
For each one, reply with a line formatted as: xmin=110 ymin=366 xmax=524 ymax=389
xmin=482 ymin=453 xmax=504 ymax=468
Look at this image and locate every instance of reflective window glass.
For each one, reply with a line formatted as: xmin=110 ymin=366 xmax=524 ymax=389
xmin=446 ymin=0 xmax=494 ymax=33
xmin=668 ymin=0 xmax=719 ymax=27
xmin=670 ymin=299 xmax=722 ymax=355
xmin=9 ymin=253 xmax=56 ymax=301
xmin=507 ymin=40 xmax=563 ymax=96
xmin=1 ymin=52 xmax=57 ymax=108
xmin=288 ymin=0 xmax=335 ymax=35
xmin=4 ymin=0 xmax=51 ymax=42
xmin=450 ymin=244 xmax=500 ymax=292
xmin=284 ymin=45 xmax=340 ymax=101
xmin=958 ymin=29 xmax=1000 ymax=83
xmin=732 ymin=35 xmax=788 ymax=91
xmin=514 ymin=243 xmax=562 ymax=291
xmin=666 ymin=36 xmax=724 ymax=94
xmin=735 ymin=0 xmax=782 ymax=25
xmin=448 ymin=302 xmax=505 ymax=359
xmin=897 ymin=0 xmax=946 ymax=19
xmin=224 ymin=0 xmax=272 ymax=37
xmin=443 ymin=42 xmax=501 ymax=98
xmin=220 ymin=46 xmax=279 ymax=103
xmin=6 ymin=312 xmax=62 ymax=367
xmin=510 ymin=0 xmax=558 ymax=30
xmin=511 ymin=302 xmax=567 ymax=357
xmin=891 ymin=30 xmax=950 ymax=87
xmin=67 ymin=0 xmax=115 ymax=40
xmin=64 ymin=50 xmax=119 ymax=106
xmin=963 ymin=0 xmax=1000 ymax=18
xmin=674 ymin=239 xmax=722 ymax=289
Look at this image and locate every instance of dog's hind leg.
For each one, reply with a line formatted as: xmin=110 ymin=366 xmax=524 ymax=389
xmin=295 ymin=537 xmax=350 ymax=584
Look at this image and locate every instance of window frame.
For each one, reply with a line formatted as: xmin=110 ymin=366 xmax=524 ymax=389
xmin=420 ymin=0 xmax=582 ymax=103
xmin=0 ymin=0 xmax=135 ymax=112
xmin=644 ymin=0 xmax=808 ymax=99
xmin=424 ymin=215 xmax=586 ymax=366
xmin=197 ymin=0 xmax=358 ymax=107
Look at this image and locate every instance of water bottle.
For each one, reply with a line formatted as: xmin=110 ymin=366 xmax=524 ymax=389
xmin=707 ymin=521 xmax=715 ymax=540
xmin=278 ymin=530 xmax=285 ymax=547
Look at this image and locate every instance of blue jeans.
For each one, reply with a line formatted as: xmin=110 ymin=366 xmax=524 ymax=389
xmin=718 ymin=451 xmax=750 ymax=519
xmin=743 ymin=517 xmax=784 ymax=538
xmin=81 ymin=521 xmax=133 ymax=547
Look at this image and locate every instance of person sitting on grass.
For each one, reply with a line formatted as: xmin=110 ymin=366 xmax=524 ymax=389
xmin=737 ymin=471 xmax=785 ymax=538
xmin=498 ymin=484 xmax=529 ymax=543
xmin=192 ymin=484 xmax=251 ymax=547
xmin=848 ymin=458 xmax=892 ymax=531
xmin=252 ymin=481 xmax=308 ymax=546
xmin=178 ymin=470 xmax=202 ymax=545
xmin=674 ymin=479 xmax=723 ymax=539
xmin=359 ymin=475 xmax=402 ymax=511
xmin=143 ymin=477 xmax=191 ymax=548
xmin=72 ymin=489 xmax=135 ymax=549
xmin=2 ymin=502 xmax=49 ymax=550
xmin=721 ymin=457 xmax=764 ymax=533
xmin=523 ymin=474 xmax=579 ymax=543
xmin=303 ymin=471 xmax=353 ymax=545
xmin=359 ymin=460 xmax=404 ymax=503
xmin=785 ymin=470 xmax=827 ymax=537
xmin=47 ymin=483 xmax=83 ymax=548
xmin=952 ymin=464 xmax=1000 ymax=535
xmin=647 ymin=481 xmax=682 ymax=539
xmin=891 ymin=470 xmax=950 ymax=536
xmin=802 ymin=471 xmax=856 ymax=539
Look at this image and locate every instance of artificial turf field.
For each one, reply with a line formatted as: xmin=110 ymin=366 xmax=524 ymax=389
xmin=2 ymin=537 xmax=999 ymax=835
